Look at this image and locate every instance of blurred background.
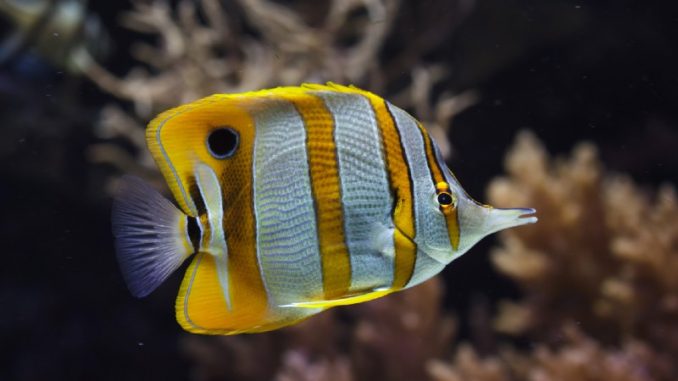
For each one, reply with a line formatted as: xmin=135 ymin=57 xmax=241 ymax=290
xmin=1 ymin=0 xmax=677 ymax=380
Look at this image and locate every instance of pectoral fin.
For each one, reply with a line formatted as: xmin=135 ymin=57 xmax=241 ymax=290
xmin=111 ymin=176 xmax=193 ymax=297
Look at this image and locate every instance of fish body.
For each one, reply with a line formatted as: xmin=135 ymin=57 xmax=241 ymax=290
xmin=112 ymin=83 xmax=537 ymax=335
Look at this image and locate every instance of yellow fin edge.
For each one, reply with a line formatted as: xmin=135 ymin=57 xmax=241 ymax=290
xmin=281 ymin=288 xmax=393 ymax=309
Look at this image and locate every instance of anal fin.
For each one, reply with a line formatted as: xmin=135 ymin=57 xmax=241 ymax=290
xmin=280 ymin=288 xmax=393 ymax=309
xmin=176 ymin=253 xmax=270 ymax=335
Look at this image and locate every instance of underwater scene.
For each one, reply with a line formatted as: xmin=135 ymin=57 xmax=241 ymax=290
xmin=1 ymin=0 xmax=677 ymax=380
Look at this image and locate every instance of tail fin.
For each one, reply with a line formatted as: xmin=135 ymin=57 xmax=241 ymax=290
xmin=111 ymin=176 xmax=194 ymax=297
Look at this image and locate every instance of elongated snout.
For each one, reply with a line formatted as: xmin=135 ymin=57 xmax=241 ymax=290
xmin=484 ymin=207 xmax=538 ymax=235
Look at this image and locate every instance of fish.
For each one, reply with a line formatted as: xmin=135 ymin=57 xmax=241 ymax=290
xmin=111 ymin=83 xmax=537 ymax=335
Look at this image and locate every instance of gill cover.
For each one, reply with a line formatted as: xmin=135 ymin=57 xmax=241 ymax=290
xmin=146 ymin=95 xmax=256 ymax=216
xmin=146 ymin=94 xmax=270 ymax=334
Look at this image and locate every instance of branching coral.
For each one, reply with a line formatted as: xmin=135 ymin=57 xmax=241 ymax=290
xmin=487 ymin=131 xmax=678 ymax=359
xmin=429 ymin=325 xmax=675 ymax=381
xmin=416 ymin=132 xmax=678 ymax=381
xmin=487 ymin=131 xmax=617 ymax=339
xmin=93 ymin=121 xmax=678 ymax=380
xmin=81 ymin=2 xmax=678 ymax=379
xmin=350 ymin=276 xmax=456 ymax=381
xmin=85 ymin=0 xmax=476 ymax=176
xmin=275 ymin=351 xmax=353 ymax=381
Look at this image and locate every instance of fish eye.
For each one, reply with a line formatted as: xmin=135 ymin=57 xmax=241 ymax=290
xmin=437 ymin=192 xmax=454 ymax=206
xmin=434 ymin=182 xmax=457 ymax=210
xmin=207 ymin=127 xmax=239 ymax=159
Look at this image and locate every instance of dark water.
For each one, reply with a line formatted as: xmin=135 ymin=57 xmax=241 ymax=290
xmin=1 ymin=1 xmax=676 ymax=380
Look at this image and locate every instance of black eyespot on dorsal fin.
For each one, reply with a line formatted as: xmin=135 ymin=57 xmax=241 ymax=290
xmin=437 ymin=192 xmax=453 ymax=206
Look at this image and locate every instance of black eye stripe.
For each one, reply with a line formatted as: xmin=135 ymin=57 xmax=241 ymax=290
xmin=207 ymin=127 xmax=239 ymax=159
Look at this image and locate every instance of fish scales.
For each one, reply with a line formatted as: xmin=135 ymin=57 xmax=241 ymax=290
xmin=318 ymin=92 xmax=395 ymax=292
xmin=111 ymin=83 xmax=538 ymax=335
xmin=283 ymin=93 xmax=352 ymax=300
xmin=251 ymin=99 xmax=322 ymax=307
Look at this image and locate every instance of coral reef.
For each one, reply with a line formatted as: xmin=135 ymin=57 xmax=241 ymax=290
xmin=176 ymin=132 xmax=678 ymax=381
xmin=72 ymin=1 xmax=678 ymax=379
xmin=488 ymin=131 xmax=621 ymax=340
xmin=478 ymin=132 xmax=677 ymax=380
xmin=86 ymin=0 xmax=477 ymax=179
xmin=430 ymin=325 xmax=675 ymax=381
xmin=488 ymin=132 xmax=678 ymax=353
xmin=3 ymin=0 xmax=677 ymax=379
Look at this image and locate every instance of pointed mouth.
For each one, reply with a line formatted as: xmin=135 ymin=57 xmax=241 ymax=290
xmin=515 ymin=207 xmax=538 ymax=224
xmin=487 ymin=207 xmax=538 ymax=233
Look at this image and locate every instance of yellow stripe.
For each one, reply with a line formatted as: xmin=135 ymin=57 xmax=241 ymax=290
xmin=417 ymin=123 xmax=460 ymax=250
xmin=364 ymin=96 xmax=416 ymax=290
xmin=280 ymin=92 xmax=351 ymax=300
xmin=161 ymin=97 xmax=268 ymax=333
xmin=218 ymin=100 xmax=268 ymax=326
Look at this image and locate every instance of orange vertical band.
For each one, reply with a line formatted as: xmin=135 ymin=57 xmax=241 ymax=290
xmin=365 ymin=96 xmax=417 ymax=289
xmin=417 ymin=123 xmax=460 ymax=250
xmin=285 ymin=93 xmax=351 ymax=299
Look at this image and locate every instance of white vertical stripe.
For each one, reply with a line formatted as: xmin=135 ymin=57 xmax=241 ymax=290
xmin=250 ymin=100 xmax=324 ymax=306
xmin=318 ymin=92 xmax=395 ymax=291
xmin=194 ymin=163 xmax=232 ymax=310
xmin=388 ymin=103 xmax=452 ymax=287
